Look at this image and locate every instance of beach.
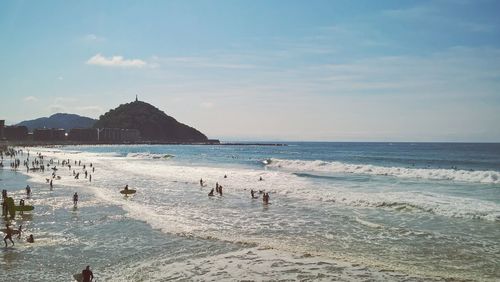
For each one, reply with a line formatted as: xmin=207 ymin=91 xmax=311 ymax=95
xmin=1 ymin=143 xmax=499 ymax=281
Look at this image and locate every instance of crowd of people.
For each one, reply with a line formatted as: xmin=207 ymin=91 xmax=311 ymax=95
xmin=1 ymin=148 xmax=96 ymax=281
xmin=201 ymin=176 xmax=271 ymax=204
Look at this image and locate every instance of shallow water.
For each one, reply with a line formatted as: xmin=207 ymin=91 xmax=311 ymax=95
xmin=1 ymin=143 xmax=499 ymax=281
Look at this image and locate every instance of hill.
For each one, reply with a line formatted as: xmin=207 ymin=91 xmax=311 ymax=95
xmin=93 ymin=100 xmax=208 ymax=142
xmin=18 ymin=113 xmax=97 ymax=132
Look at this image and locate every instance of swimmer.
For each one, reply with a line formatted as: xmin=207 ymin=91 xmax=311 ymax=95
xmin=259 ymin=176 xmax=263 ymax=181
xmin=27 ymin=234 xmax=34 ymax=243
xmin=208 ymin=188 xmax=214 ymax=196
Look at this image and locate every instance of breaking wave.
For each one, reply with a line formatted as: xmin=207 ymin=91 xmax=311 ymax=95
xmin=265 ymin=158 xmax=500 ymax=184
xmin=126 ymin=152 xmax=175 ymax=160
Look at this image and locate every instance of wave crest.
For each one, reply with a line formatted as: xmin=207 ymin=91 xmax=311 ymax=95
xmin=265 ymin=158 xmax=500 ymax=184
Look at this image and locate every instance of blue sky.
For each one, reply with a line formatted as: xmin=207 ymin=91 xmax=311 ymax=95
xmin=1 ymin=0 xmax=499 ymax=141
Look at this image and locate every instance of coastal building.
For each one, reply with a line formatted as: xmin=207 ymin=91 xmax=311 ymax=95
xmin=33 ymin=128 xmax=66 ymax=141
xmin=4 ymin=126 xmax=29 ymax=140
xmin=98 ymin=128 xmax=140 ymax=142
xmin=69 ymin=128 xmax=98 ymax=141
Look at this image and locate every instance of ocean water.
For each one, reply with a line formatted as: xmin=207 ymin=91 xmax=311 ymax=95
xmin=1 ymin=142 xmax=499 ymax=281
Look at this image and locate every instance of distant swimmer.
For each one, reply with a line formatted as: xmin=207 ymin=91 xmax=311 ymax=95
xmin=224 ymin=174 xmax=227 ymax=179
xmin=218 ymin=185 xmax=223 ymax=196
xmin=200 ymin=179 xmax=204 ymax=187
xmin=208 ymin=188 xmax=215 ymax=196
xmin=50 ymin=179 xmax=53 ymax=189
xmin=85 ymin=170 xmax=88 ymax=179
xmin=73 ymin=192 xmax=78 ymax=207
xmin=92 ymin=167 xmax=95 ymax=173
xmin=259 ymin=176 xmax=263 ymax=181
xmin=27 ymin=234 xmax=34 ymax=243
xmin=74 ymin=173 xmax=79 ymax=179
xmin=3 ymin=224 xmax=14 ymax=247
xmin=82 ymin=265 xmax=94 ymax=282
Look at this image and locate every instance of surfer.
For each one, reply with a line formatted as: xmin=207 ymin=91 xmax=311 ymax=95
xmin=27 ymin=234 xmax=34 ymax=243
xmin=73 ymin=192 xmax=78 ymax=207
xmin=3 ymin=224 xmax=14 ymax=247
xmin=82 ymin=265 xmax=94 ymax=282
xmin=124 ymin=185 xmax=129 ymax=191
xmin=208 ymin=188 xmax=215 ymax=196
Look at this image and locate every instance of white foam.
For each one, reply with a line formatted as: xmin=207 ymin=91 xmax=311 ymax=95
xmin=266 ymin=158 xmax=500 ymax=184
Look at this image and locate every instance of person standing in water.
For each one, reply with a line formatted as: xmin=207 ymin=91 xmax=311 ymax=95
xmin=3 ymin=224 xmax=14 ymax=247
xmin=82 ymin=265 xmax=94 ymax=282
xmin=200 ymin=178 xmax=204 ymax=186
xmin=26 ymin=185 xmax=31 ymax=198
xmin=73 ymin=192 xmax=78 ymax=208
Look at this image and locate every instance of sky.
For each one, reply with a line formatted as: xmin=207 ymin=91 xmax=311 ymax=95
xmin=1 ymin=0 xmax=499 ymax=142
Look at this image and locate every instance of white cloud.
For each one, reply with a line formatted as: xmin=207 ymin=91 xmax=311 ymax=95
xmin=23 ymin=96 xmax=38 ymax=102
xmin=86 ymin=53 xmax=147 ymax=68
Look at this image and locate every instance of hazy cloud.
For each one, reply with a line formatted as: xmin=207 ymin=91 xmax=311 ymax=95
xmin=23 ymin=96 xmax=38 ymax=102
xmin=83 ymin=34 xmax=105 ymax=42
xmin=86 ymin=53 xmax=147 ymax=68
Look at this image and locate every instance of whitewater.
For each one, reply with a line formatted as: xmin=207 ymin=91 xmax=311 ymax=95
xmin=1 ymin=142 xmax=499 ymax=281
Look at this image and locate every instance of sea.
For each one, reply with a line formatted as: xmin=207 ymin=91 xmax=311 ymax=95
xmin=0 ymin=142 xmax=499 ymax=281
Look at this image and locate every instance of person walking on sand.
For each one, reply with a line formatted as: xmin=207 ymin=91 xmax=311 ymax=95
xmin=73 ymin=192 xmax=78 ymax=207
xmin=82 ymin=265 xmax=94 ymax=282
xmin=3 ymin=224 xmax=14 ymax=247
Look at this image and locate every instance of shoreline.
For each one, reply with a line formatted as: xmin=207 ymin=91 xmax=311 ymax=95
xmin=2 ymin=140 xmax=287 ymax=148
